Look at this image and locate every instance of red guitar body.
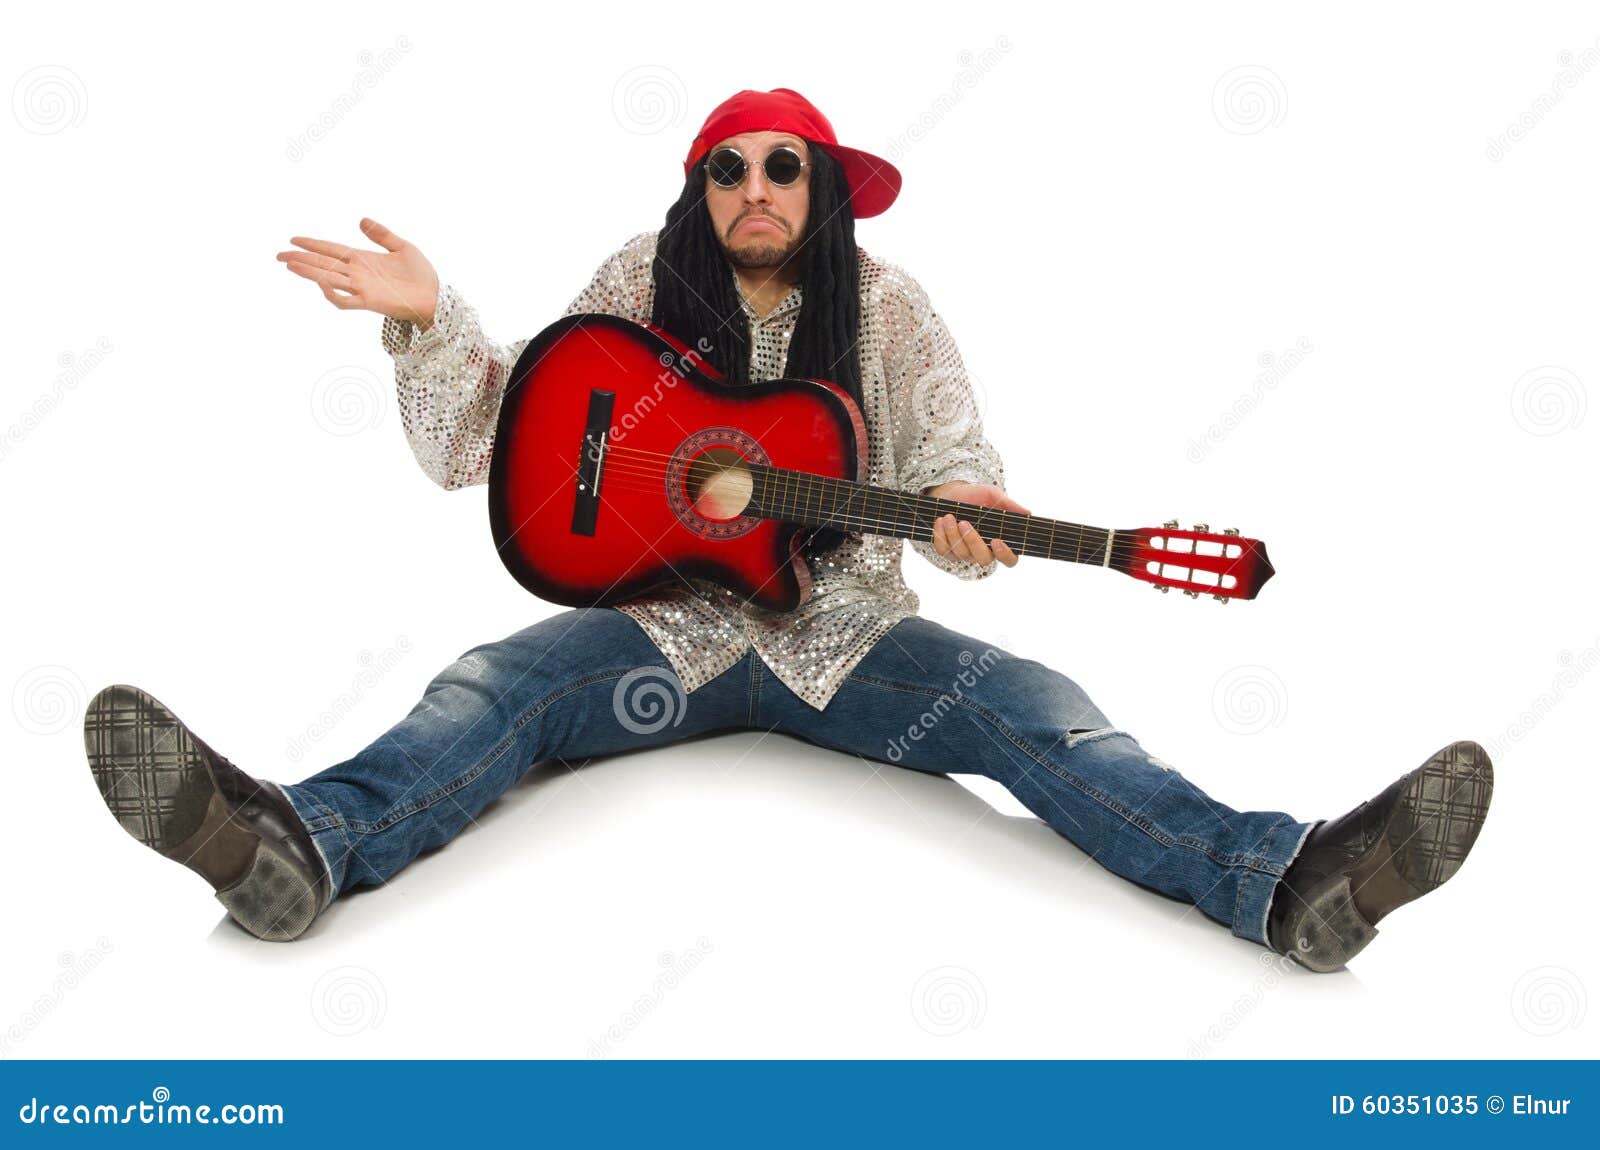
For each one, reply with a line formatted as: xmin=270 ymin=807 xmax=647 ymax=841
xmin=489 ymin=313 xmax=865 ymax=611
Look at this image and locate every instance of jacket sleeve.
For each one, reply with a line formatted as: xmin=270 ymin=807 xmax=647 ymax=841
xmin=881 ymin=267 xmax=1007 ymax=580
xmin=381 ymin=232 xmax=655 ymax=491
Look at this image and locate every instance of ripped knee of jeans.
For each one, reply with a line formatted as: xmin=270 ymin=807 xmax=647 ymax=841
xmin=1064 ymin=725 xmax=1126 ymax=750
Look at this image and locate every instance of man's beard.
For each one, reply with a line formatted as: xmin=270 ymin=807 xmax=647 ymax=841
xmin=722 ymin=218 xmax=802 ymax=269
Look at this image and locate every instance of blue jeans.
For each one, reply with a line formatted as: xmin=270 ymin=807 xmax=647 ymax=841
xmin=278 ymin=608 xmax=1316 ymax=947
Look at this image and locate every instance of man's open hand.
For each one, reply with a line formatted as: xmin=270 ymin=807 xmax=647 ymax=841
xmin=923 ymin=481 xmax=1030 ymax=568
xmin=276 ymin=217 xmax=441 ymax=328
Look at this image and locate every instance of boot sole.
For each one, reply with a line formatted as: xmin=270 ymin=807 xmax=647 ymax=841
xmin=83 ymin=684 xmax=320 ymax=941
xmin=1282 ymin=740 xmax=1493 ymax=972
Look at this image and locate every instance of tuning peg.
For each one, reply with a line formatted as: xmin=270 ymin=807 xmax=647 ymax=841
xmin=1223 ymin=527 xmax=1240 ymax=536
xmin=1162 ymin=519 xmax=1178 ymax=529
xmin=1192 ymin=522 xmax=1209 ymax=532
xmin=1213 ymin=594 xmax=1229 ymax=603
xmin=1183 ymin=589 xmax=1199 ymax=598
xmin=1154 ymin=584 xmax=1170 ymax=593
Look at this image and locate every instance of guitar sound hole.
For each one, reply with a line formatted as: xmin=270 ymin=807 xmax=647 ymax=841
xmin=685 ymin=447 xmax=754 ymax=521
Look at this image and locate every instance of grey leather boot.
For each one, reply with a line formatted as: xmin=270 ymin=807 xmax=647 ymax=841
xmin=1266 ymin=740 xmax=1493 ymax=972
xmin=84 ymin=684 xmax=332 ymax=941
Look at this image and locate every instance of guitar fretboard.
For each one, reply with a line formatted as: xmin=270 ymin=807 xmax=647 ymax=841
xmin=745 ymin=465 xmax=1119 ymax=566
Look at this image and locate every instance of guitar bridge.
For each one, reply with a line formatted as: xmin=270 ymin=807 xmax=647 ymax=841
xmin=571 ymin=389 xmax=615 ymax=537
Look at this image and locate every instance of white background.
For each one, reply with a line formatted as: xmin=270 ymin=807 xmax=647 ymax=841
xmin=4 ymin=1 xmax=1596 ymax=1059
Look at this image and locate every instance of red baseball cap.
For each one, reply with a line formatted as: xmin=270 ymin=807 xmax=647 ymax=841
xmin=683 ymin=87 xmax=901 ymax=219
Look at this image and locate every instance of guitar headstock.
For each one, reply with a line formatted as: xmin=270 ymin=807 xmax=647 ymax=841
xmin=1121 ymin=521 xmax=1275 ymax=601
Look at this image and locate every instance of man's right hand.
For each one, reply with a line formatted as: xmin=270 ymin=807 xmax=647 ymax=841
xmin=276 ymin=217 xmax=441 ymax=329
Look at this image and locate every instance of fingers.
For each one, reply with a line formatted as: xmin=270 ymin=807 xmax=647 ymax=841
xmin=279 ymin=255 xmax=354 ymax=289
xmin=954 ymin=520 xmax=993 ymax=565
xmin=276 ymin=250 xmax=344 ymax=273
xmin=280 ymin=256 xmax=354 ymax=293
xmin=930 ymin=514 xmax=1021 ymax=567
xmin=286 ymin=234 xmax=353 ymax=261
xmin=931 ymin=514 xmax=1015 ymax=567
xmin=319 ymin=279 xmax=363 ymax=309
xmin=360 ymin=216 xmax=406 ymax=252
xmin=934 ymin=515 xmax=982 ymax=562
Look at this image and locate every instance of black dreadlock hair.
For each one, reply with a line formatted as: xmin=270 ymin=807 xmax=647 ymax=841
xmin=650 ymin=140 xmax=863 ymax=561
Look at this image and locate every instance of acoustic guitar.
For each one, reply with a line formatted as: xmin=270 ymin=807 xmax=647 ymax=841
xmin=487 ymin=314 xmax=1275 ymax=612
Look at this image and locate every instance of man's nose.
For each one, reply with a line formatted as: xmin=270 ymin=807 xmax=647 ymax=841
xmin=741 ymin=165 xmax=773 ymax=201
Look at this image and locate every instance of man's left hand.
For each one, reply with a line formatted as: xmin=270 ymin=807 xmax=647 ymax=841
xmin=923 ymin=481 xmax=1031 ymax=568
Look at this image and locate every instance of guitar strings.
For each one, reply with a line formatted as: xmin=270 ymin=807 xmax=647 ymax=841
xmin=536 ymin=448 xmax=1235 ymax=569
xmin=586 ymin=443 xmax=1255 ymax=566
xmin=591 ymin=443 xmax=1251 ymax=557
xmin=576 ymin=444 xmax=1246 ymax=564
xmin=577 ymin=455 xmax=1138 ymax=555
xmin=593 ymin=441 xmax=1135 ymax=553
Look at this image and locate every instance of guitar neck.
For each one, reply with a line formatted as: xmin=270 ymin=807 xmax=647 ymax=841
xmin=747 ymin=465 xmax=1120 ymax=567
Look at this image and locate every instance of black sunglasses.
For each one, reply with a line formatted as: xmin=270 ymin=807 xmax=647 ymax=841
xmin=705 ymin=145 xmax=811 ymax=189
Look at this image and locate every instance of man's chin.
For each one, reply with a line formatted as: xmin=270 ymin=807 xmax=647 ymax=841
xmin=724 ymin=238 xmax=796 ymax=269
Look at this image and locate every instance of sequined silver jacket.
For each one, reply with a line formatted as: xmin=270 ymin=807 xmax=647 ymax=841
xmin=380 ymin=230 xmax=1004 ymax=709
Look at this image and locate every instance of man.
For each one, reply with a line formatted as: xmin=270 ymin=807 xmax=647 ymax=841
xmin=85 ymin=88 xmax=1492 ymax=971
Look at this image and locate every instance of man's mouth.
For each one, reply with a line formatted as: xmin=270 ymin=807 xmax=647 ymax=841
xmin=737 ymin=216 xmax=781 ymax=232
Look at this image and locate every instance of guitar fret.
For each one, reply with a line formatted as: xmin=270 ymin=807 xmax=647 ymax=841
xmin=746 ymin=467 xmax=1115 ymax=574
